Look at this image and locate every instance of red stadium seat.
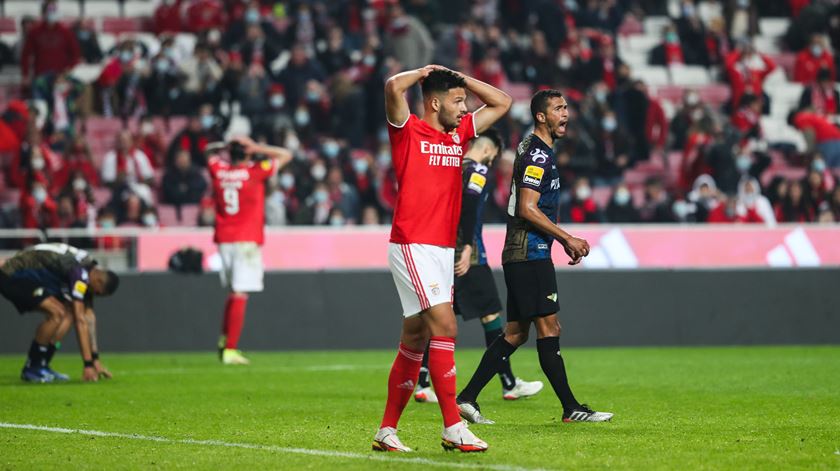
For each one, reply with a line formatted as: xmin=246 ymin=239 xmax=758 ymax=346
xmin=0 ymin=18 xmax=16 ymax=33
xmin=592 ymin=186 xmax=613 ymax=208
xmin=102 ymin=17 xmax=147 ymax=34
xmin=158 ymin=204 xmax=200 ymax=227
xmin=93 ymin=188 xmax=112 ymax=208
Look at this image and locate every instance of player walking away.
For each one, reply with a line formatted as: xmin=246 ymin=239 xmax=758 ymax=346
xmin=208 ymin=136 xmax=292 ymax=365
xmin=414 ymin=130 xmax=544 ymax=405
xmin=0 ymin=243 xmax=119 ymax=383
xmin=372 ymin=66 xmax=511 ymax=453
xmin=456 ymin=90 xmax=614 ymax=425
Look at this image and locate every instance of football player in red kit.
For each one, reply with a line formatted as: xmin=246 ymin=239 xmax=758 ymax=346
xmin=208 ymin=136 xmax=292 ymax=365
xmin=371 ymin=65 xmax=511 ymax=453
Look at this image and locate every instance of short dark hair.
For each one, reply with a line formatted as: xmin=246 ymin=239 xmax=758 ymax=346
xmin=229 ymin=141 xmax=247 ymax=162
xmin=102 ymin=270 xmax=120 ymax=296
xmin=530 ymin=89 xmax=564 ymax=121
xmin=477 ymin=128 xmax=503 ymax=151
xmin=421 ymin=69 xmax=466 ymax=97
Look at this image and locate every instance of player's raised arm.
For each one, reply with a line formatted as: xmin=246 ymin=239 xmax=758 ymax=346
xmin=232 ymin=136 xmax=292 ymax=175
xmin=384 ymin=65 xmax=440 ymax=127
xmin=460 ymin=74 xmax=512 ymax=134
xmin=517 ymin=187 xmax=589 ymax=265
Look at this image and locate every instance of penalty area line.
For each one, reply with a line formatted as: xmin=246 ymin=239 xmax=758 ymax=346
xmin=0 ymin=422 xmax=547 ymax=471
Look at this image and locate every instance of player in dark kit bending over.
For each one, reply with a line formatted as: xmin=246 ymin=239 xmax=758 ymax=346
xmin=0 ymin=243 xmax=119 ymax=383
xmin=456 ymin=90 xmax=614 ymax=424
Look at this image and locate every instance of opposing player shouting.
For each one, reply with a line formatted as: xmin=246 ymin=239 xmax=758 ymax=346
xmin=414 ymin=131 xmax=544 ymax=404
xmin=208 ymin=136 xmax=292 ymax=365
xmin=372 ymin=66 xmax=511 ymax=453
xmin=456 ymin=90 xmax=613 ymax=424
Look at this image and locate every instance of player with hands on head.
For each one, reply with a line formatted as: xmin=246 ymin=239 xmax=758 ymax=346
xmin=207 ymin=134 xmax=293 ymax=365
xmin=456 ymin=90 xmax=613 ymax=425
xmin=372 ymin=64 xmax=511 ymax=453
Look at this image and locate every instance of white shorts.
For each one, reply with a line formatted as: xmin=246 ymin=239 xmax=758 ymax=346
xmin=388 ymin=243 xmax=454 ymax=317
xmin=218 ymin=242 xmax=264 ymax=293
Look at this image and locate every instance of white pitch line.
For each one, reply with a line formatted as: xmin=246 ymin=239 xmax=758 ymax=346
xmin=119 ymin=364 xmax=387 ymax=376
xmin=0 ymin=422 xmax=549 ymax=471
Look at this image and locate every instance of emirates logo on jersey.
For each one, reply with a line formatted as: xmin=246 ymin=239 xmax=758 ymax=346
xmin=420 ymin=141 xmax=462 ymax=168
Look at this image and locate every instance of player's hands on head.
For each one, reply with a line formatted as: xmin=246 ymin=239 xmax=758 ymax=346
xmin=231 ymin=135 xmax=258 ymax=154
xmin=563 ymin=237 xmax=590 ymax=266
xmin=418 ymin=64 xmax=450 ymax=79
xmin=82 ymin=366 xmax=99 ymax=382
xmin=455 ymin=245 xmax=472 ymax=277
xmin=94 ymin=360 xmax=113 ymax=380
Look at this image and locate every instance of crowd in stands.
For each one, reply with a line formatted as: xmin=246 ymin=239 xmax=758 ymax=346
xmin=0 ymin=0 xmax=839 ymax=245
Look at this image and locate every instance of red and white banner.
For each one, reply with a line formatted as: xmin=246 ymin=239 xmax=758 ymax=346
xmin=136 ymin=225 xmax=840 ymax=272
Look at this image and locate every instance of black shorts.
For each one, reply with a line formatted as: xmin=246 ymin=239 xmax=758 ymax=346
xmin=503 ymin=259 xmax=559 ymax=322
xmin=454 ymin=264 xmax=503 ymax=321
xmin=0 ymin=271 xmax=51 ymax=314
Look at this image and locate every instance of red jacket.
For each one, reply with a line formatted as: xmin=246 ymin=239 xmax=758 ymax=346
xmin=646 ymin=97 xmax=668 ymax=149
xmin=793 ymin=50 xmax=837 ymax=84
xmin=725 ymin=51 xmax=776 ymax=110
xmin=185 ymin=0 xmax=227 ymax=33
xmin=731 ymin=108 xmax=761 ymax=136
xmin=19 ymin=192 xmax=59 ymax=229
xmin=53 ymin=156 xmax=101 ymax=191
xmin=153 ymin=0 xmax=185 ymax=34
xmin=21 ymin=21 xmax=80 ymax=78
xmin=707 ymin=205 xmax=763 ymax=223
xmin=793 ymin=112 xmax=840 ymax=143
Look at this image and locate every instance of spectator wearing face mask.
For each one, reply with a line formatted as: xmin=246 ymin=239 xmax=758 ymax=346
xmin=102 ymin=130 xmax=155 ymax=191
xmin=181 ymin=43 xmax=224 ymax=109
xmin=162 ymin=149 xmax=208 ymax=206
xmin=707 ymin=140 xmax=771 ymax=195
xmin=793 ymin=34 xmax=836 ymax=84
xmin=223 ymin=1 xmax=282 ymax=49
xmin=166 ymin=104 xmax=223 ymax=167
xmin=72 ymin=19 xmax=102 ymax=64
xmin=724 ymin=41 xmax=775 ymax=113
xmin=53 ymin=135 xmax=100 ymax=191
xmin=143 ymin=42 xmax=187 ymax=116
xmin=686 ymin=174 xmax=721 ymax=223
xmin=736 ymin=176 xmax=775 ymax=225
xmin=10 ymin=132 xmax=60 ymax=190
xmin=57 ymin=170 xmax=97 ymax=234
xmin=803 ymin=158 xmax=835 ymax=211
xmin=595 ymin=111 xmax=634 ymax=184
xmin=798 ymin=68 xmax=839 ymax=116
xmin=20 ymin=177 xmax=59 ymax=230
xmin=566 ymin=177 xmax=603 ymax=223
xmin=325 ymin=166 xmax=360 ymax=223
xmin=21 ymin=0 xmax=81 ymax=88
xmin=605 ymin=184 xmax=640 ymax=223
xmin=295 ymin=182 xmax=332 ymax=225
xmin=649 ymin=24 xmax=685 ymax=66
xmin=639 ymin=177 xmax=675 ymax=223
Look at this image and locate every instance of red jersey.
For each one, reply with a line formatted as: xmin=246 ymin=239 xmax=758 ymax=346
xmin=388 ymin=113 xmax=477 ymax=247
xmin=208 ymin=156 xmax=277 ymax=244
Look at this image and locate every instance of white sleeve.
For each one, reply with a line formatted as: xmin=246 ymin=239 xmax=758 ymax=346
xmin=134 ymin=150 xmax=155 ymax=180
xmin=101 ymin=151 xmax=117 ymax=183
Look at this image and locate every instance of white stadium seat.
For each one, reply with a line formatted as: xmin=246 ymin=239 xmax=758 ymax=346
xmin=632 ymin=66 xmax=669 ymax=86
xmin=669 ymin=65 xmax=711 ymax=86
xmin=753 ymin=36 xmax=780 ymax=54
xmin=759 ymin=18 xmax=791 ymax=38
xmin=70 ymin=63 xmax=105 ymax=83
xmin=627 ymin=35 xmax=660 ymax=54
xmin=643 ymin=16 xmax=670 ymax=36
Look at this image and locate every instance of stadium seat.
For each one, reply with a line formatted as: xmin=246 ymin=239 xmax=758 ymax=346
xmin=4 ymin=1 xmax=40 ymax=16
xmin=759 ymin=18 xmax=791 ymax=38
xmin=633 ymin=66 xmax=669 ymax=86
xmin=0 ymin=18 xmax=16 ymax=34
xmin=93 ymin=188 xmax=112 ymax=208
xmin=158 ymin=204 xmax=200 ymax=227
xmin=0 ymin=188 xmax=20 ymax=205
xmin=769 ymin=82 xmax=804 ymax=119
xmin=130 ymin=32 xmax=161 ymax=56
xmin=70 ymin=63 xmax=105 ymax=84
xmin=102 ymin=17 xmax=146 ymax=34
xmin=753 ymin=36 xmax=780 ymax=55
xmin=669 ymin=65 xmax=712 ymax=86
xmin=643 ymin=16 xmax=670 ymax=35
xmin=0 ymin=33 xmax=17 ymax=48
xmin=768 ymin=52 xmax=797 ymax=79
xmin=592 ymin=186 xmax=612 ymax=208
xmin=627 ymin=35 xmax=660 ymax=54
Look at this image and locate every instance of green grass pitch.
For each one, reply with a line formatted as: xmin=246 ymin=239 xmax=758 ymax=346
xmin=1 ymin=346 xmax=838 ymax=470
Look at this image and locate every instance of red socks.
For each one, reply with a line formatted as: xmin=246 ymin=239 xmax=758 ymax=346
xmin=222 ymin=293 xmax=248 ymax=349
xmin=428 ymin=336 xmax=460 ymax=427
xmin=380 ymin=343 xmax=423 ymax=429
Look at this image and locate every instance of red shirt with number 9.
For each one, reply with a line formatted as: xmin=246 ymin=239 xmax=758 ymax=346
xmin=208 ymin=155 xmax=277 ymax=245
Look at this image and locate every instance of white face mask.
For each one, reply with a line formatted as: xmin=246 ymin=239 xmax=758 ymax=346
xmin=31 ymin=157 xmax=45 ymax=171
xmin=33 ymin=187 xmax=48 ymax=203
xmin=295 ymin=109 xmax=310 ymax=127
xmin=614 ymin=188 xmax=631 ymax=205
xmin=142 ymin=213 xmax=158 ymax=227
xmin=311 ymin=165 xmax=327 ymax=181
xmin=576 ymin=186 xmax=592 ymax=200
xmin=73 ymin=178 xmax=86 ymax=192
xmin=279 ymin=173 xmax=295 ymax=190
xmin=141 ymin=122 xmax=155 ymax=135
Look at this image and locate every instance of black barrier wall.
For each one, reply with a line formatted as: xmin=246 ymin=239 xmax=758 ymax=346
xmin=1 ymin=269 xmax=839 ymax=354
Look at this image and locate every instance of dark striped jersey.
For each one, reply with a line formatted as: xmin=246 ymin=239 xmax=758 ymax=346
xmin=1 ymin=243 xmax=96 ymax=302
